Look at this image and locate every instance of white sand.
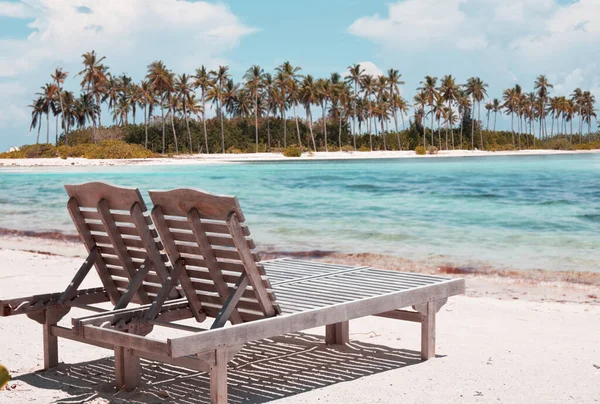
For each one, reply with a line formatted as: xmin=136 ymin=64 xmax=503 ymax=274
xmin=1 ymin=149 xmax=599 ymax=168
xmin=0 ymin=244 xmax=598 ymax=404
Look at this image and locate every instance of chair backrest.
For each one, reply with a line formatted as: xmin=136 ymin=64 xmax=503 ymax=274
xmin=148 ymin=188 xmax=280 ymax=325
xmin=65 ymin=182 xmax=179 ymax=307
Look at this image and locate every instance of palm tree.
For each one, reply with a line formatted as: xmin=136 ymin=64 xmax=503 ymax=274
xmin=456 ymin=89 xmax=470 ymax=149
xmin=300 ymin=75 xmax=319 ymax=151
xmin=361 ymin=75 xmax=376 ymax=149
xmin=491 ymin=98 xmax=500 ymax=132
xmin=243 ymin=65 xmax=264 ymax=152
xmin=77 ymin=51 xmax=107 ymax=142
xmin=318 ymin=78 xmax=334 ymax=151
xmin=73 ymin=93 xmax=99 ymax=129
xmin=346 ymin=63 xmax=365 ymax=149
xmin=36 ymin=83 xmax=56 ymax=144
xmin=138 ymin=80 xmax=154 ymax=149
xmin=276 ymin=62 xmax=303 ymax=147
xmin=465 ymin=77 xmax=488 ymax=149
xmin=146 ymin=61 xmax=171 ymax=153
xmin=413 ymin=90 xmax=428 ymax=147
xmin=439 ymin=74 xmax=459 ymax=146
xmin=262 ymin=73 xmax=276 ymax=150
xmin=503 ymin=87 xmax=518 ymax=145
xmin=386 ymin=68 xmax=405 ymax=134
xmin=485 ymin=102 xmax=493 ymax=131
xmin=418 ymin=76 xmax=438 ymax=147
xmin=194 ymin=66 xmax=213 ymax=153
xmin=173 ymin=74 xmax=194 ymax=151
xmin=51 ymin=68 xmax=69 ymax=145
xmin=28 ymin=96 xmax=45 ymax=144
xmin=212 ymin=65 xmax=230 ymax=153
xmin=534 ymin=75 xmax=553 ymax=140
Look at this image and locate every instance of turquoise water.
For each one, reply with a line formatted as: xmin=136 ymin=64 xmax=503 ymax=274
xmin=1 ymin=154 xmax=599 ymax=273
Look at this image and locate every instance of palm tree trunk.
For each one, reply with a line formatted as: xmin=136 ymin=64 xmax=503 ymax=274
xmin=470 ymin=96 xmax=475 ymax=149
xmin=57 ymin=87 xmax=68 ymax=147
xmin=55 ymin=114 xmax=58 ymax=144
xmin=381 ymin=119 xmax=386 ymax=150
xmin=494 ymin=111 xmax=497 ymax=132
xmin=322 ymin=102 xmax=327 ymax=151
xmin=438 ymin=117 xmax=442 ymax=149
xmin=219 ymin=102 xmax=225 ymax=153
xmin=353 ymin=82 xmax=357 ymax=151
xmin=161 ymin=98 xmax=166 ymax=154
xmin=459 ymin=111 xmax=463 ymax=149
xmin=170 ymin=106 xmax=178 ymax=153
xmin=36 ymin=122 xmax=41 ymax=144
xmin=46 ymin=112 xmax=50 ymax=144
xmin=338 ymin=113 xmax=342 ymax=150
xmin=266 ymin=110 xmax=271 ymax=151
xmin=293 ymin=102 xmax=302 ymax=147
xmin=202 ymin=89 xmax=208 ymax=153
xmin=511 ymin=112 xmax=515 ymax=145
xmin=430 ymin=106 xmax=434 ymax=146
xmin=184 ymin=107 xmax=192 ymax=153
xmin=308 ymin=109 xmax=316 ymax=152
xmin=283 ymin=107 xmax=287 ymax=148
xmin=478 ymin=102 xmax=483 ymax=150
xmin=255 ymin=95 xmax=259 ymax=153
xmin=144 ymin=105 xmax=148 ymax=149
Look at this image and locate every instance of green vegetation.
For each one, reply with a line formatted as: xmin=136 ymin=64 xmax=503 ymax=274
xmin=0 ymin=140 xmax=156 ymax=159
xmin=282 ymin=145 xmax=302 ymax=157
xmin=414 ymin=146 xmax=426 ymax=155
xmin=21 ymin=50 xmax=599 ymax=158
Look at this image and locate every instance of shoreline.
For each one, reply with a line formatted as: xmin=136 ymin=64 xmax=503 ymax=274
xmin=0 ymin=148 xmax=599 ymax=167
xmin=1 ymin=229 xmax=597 ymax=305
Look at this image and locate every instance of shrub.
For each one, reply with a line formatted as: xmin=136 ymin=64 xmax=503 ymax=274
xmin=427 ymin=146 xmax=439 ymax=155
xmin=358 ymin=145 xmax=371 ymax=152
xmin=0 ymin=141 xmax=156 ymax=159
xmin=546 ymin=138 xmax=574 ymax=151
xmin=341 ymin=145 xmax=355 ymax=152
xmin=282 ymin=145 xmax=302 ymax=157
xmin=226 ymin=146 xmax=245 ymax=154
xmin=0 ymin=144 xmax=58 ymax=159
xmin=414 ymin=145 xmax=426 ymax=155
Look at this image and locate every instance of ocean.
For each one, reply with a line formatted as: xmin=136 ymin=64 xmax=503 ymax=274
xmin=1 ymin=154 xmax=599 ymax=273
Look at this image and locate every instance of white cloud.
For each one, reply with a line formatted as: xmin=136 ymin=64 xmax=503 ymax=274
xmin=456 ymin=36 xmax=488 ymax=51
xmin=348 ymin=0 xmax=465 ymax=47
xmin=0 ymin=1 xmax=32 ymax=18
xmin=356 ymin=61 xmax=384 ymax=78
xmin=0 ymin=0 xmax=254 ymax=146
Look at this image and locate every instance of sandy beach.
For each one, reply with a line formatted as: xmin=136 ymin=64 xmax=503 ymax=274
xmin=0 ymin=235 xmax=598 ymax=403
xmin=1 ymin=149 xmax=599 ymax=167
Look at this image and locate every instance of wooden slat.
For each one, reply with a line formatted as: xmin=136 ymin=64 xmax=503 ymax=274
xmin=130 ymin=202 xmax=177 ymax=298
xmin=374 ymin=309 xmax=423 ymax=322
xmin=168 ymin=278 xmax=465 ymax=357
xmin=67 ymin=198 xmax=120 ymax=304
xmin=188 ymin=208 xmax=243 ymax=324
xmin=92 ymin=234 xmax=145 ymax=250
xmin=211 ymin=273 xmax=249 ymax=329
xmin=115 ymin=258 xmax=154 ymax=310
xmin=144 ymin=258 xmax=185 ymax=321
xmin=97 ymin=199 xmax=150 ymax=304
xmin=65 ymin=182 xmax=148 ymax=212
xmin=149 ymin=188 xmax=245 ymax=221
xmin=171 ymin=231 xmax=255 ymax=249
xmin=166 ymin=218 xmax=251 ymax=236
xmin=226 ymin=213 xmax=276 ymax=317
xmin=151 ymin=205 xmax=206 ymax=323
xmin=81 ymin=210 xmax=152 ymax=225
xmin=58 ymin=247 xmax=98 ymax=304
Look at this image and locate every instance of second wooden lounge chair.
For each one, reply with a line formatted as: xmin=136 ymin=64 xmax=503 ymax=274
xmin=73 ymin=187 xmax=465 ymax=404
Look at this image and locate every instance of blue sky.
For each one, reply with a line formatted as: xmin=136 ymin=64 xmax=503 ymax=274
xmin=0 ymin=0 xmax=598 ymax=150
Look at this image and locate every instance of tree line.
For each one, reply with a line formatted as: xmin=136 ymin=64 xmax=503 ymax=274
xmin=28 ymin=50 xmax=598 ymax=154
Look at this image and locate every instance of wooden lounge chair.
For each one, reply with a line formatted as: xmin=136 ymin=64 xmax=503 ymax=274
xmin=0 ymin=182 xmax=181 ymax=383
xmin=71 ymin=188 xmax=465 ymax=403
xmin=1 ymin=184 xmax=465 ymax=404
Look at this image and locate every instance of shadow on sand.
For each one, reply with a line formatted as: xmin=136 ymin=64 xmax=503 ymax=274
xmin=17 ymin=332 xmax=424 ymax=403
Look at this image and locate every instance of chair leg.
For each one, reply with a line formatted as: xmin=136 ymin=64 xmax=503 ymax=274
xmin=325 ymin=321 xmax=349 ymax=345
xmin=114 ymin=346 xmax=141 ymax=391
xmin=420 ymin=301 xmax=436 ymax=360
xmin=123 ymin=348 xmax=141 ymax=391
xmin=210 ymin=349 xmax=228 ymax=404
xmin=43 ymin=308 xmax=59 ymax=370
